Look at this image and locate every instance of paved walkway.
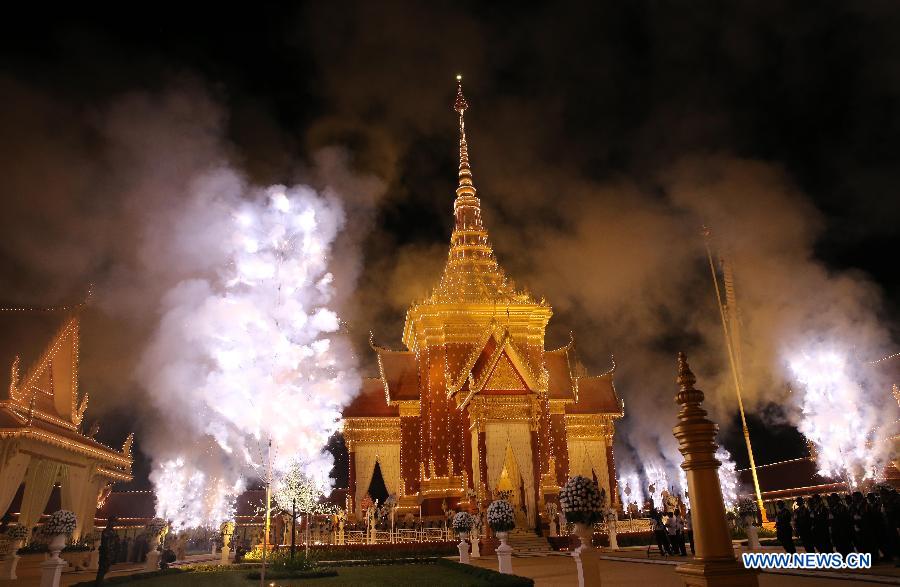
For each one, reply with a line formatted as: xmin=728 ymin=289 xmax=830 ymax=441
xmin=469 ymin=547 xmax=900 ymax=587
xmin=5 ymin=552 xmax=220 ymax=586
xmin=8 ymin=547 xmax=898 ymax=586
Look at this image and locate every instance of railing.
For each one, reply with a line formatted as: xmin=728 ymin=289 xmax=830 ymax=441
xmin=327 ymin=528 xmax=457 ymax=545
xmin=614 ymin=518 xmax=652 ymax=534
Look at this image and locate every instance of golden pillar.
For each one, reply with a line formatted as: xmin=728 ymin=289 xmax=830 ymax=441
xmin=673 ymin=352 xmax=757 ymax=587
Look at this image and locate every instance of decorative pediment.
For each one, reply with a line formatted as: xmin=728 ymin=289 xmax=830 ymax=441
xmin=18 ymin=316 xmax=81 ymax=424
xmin=447 ymin=324 xmax=544 ymax=401
xmin=483 ymin=355 xmax=525 ymax=391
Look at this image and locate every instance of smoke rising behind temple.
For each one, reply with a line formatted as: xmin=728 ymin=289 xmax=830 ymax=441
xmin=0 ymin=1 xmax=899 ymax=501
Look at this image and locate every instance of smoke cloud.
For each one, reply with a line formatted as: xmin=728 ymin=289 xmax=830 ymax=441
xmin=2 ymin=1 xmax=899 ymax=519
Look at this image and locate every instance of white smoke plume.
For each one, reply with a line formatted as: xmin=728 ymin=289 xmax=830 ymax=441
xmin=788 ymin=345 xmax=891 ymax=486
xmin=715 ymin=447 xmax=739 ymax=509
xmin=138 ymin=173 xmax=360 ymax=529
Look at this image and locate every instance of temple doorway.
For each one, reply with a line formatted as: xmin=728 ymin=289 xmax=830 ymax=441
xmin=495 ymin=445 xmax=528 ymax=528
xmin=366 ymin=462 xmax=389 ymax=505
xmin=485 ymin=421 xmax=536 ymax=528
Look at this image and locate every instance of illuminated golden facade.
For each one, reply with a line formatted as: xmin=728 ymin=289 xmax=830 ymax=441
xmin=342 ymin=80 xmax=623 ymax=528
xmin=0 ymin=308 xmax=133 ymax=541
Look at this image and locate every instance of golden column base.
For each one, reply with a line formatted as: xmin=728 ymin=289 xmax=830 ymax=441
xmin=673 ymin=353 xmax=758 ymax=587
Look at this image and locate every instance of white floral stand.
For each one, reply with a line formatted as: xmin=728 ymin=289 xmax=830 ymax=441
xmin=458 ymin=532 xmax=471 ymax=564
xmin=607 ymin=516 xmax=619 ymax=550
xmin=470 ymin=529 xmax=481 ymax=558
xmin=145 ymin=534 xmax=161 ymax=571
xmin=495 ymin=531 xmax=513 ymax=574
xmin=745 ymin=522 xmax=760 ymax=550
xmin=1 ymin=538 xmax=23 ymax=579
xmin=572 ymin=523 xmax=602 ymax=587
xmin=39 ymin=534 xmax=68 ymax=587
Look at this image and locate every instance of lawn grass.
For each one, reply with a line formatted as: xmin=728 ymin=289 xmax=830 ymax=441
xmin=127 ymin=564 xmax=520 ymax=586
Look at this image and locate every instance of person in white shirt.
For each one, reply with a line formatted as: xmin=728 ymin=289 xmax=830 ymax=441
xmin=666 ymin=509 xmax=687 ymax=556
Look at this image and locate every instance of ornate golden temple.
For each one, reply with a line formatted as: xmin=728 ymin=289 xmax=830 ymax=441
xmin=341 ymin=80 xmax=623 ymax=529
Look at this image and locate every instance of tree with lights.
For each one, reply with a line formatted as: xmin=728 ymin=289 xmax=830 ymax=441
xmin=273 ymin=460 xmax=334 ymax=558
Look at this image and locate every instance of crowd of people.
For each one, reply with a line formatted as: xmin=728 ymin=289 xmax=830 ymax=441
xmin=649 ymin=507 xmax=693 ymax=557
xmin=775 ymin=486 xmax=900 ymax=563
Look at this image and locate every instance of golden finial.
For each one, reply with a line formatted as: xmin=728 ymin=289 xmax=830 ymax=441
xmin=454 ymin=74 xmax=468 ymax=115
xmin=453 ymin=75 xmax=475 ymax=197
xmin=675 ymin=352 xmax=705 ymax=406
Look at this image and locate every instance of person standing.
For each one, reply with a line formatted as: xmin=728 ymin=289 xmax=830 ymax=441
xmin=809 ymin=494 xmax=832 ymax=553
xmin=684 ymin=509 xmax=695 ymax=555
xmin=829 ymin=493 xmax=853 ymax=557
xmin=775 ymin=500 xmax=795 ymax=553
xmin=650 ymin=509 xmax=671 ymax=556
xmin=850 ymin=492 xmax=866 ymax=554
xmin=95 ymin=516 xmax=119 ymax=586
xmin=794 ymin=497 xmax=815 ymax=553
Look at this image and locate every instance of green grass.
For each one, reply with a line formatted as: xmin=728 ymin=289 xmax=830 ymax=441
xmin=118 ymin=564 xmax=531 ymax=586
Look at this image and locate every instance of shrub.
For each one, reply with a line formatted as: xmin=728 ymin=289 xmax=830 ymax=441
xmin=436 ymin=558 xmax=534 ymax=586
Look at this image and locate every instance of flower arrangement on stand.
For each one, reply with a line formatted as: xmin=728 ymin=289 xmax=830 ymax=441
xmin=452 ymin=512 xmax=475 ymax=564
xmin=736 ymin=498 xmax=760 ymax=550
xmin=0 ymin=526 xmax=28 ymax=580
xmin=487 ymin=499 xmax=515 ymax=574
xmin=560 ymin=477 xmax=605 ymax=587
xmin=39 ymin=510 xmax=77 ymax=587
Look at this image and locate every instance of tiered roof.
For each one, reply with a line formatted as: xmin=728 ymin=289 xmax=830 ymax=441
xmin=0 ymin=306 xmax=133 ymax=477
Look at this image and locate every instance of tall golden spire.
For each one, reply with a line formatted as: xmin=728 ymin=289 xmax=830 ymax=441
xmin=454 ymin=75 xmax=476 ymax=201
xmin=401 ymin=76 xmax=551 ymax=351
xmin=452 ymin=75 xmax=482 ymax=233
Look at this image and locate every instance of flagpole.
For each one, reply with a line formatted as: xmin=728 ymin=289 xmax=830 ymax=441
xmin=702 ymin=228 xmax=767 ymax=522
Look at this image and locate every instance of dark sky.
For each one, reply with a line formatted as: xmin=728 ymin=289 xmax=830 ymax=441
xmin=1 ymin=1 xmax=899 ymax=487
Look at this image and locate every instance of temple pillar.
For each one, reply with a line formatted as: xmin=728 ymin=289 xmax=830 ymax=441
xmin=530 ymin=430 xmax=542 ymax=532
xmin=478 ymin=429 xmax=489 ymax=501
xmin=673 ymin=353 xmax=757 ymax=587
xmin=400 ymin=414 xmax=421 ymax=495
xmin=460 ymin=408 xmax=473 ymax=491
xmin=606 ymin=443 xmax=618 ymax=510
xmin=549 ymin=413 xmax=568 ymax=486
xmin=348 ymin=448 xmax=356 ymax=513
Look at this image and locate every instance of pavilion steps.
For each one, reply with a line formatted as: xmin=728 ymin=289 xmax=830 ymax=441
xmin=505 ymin=529 xmax=553 ymax=554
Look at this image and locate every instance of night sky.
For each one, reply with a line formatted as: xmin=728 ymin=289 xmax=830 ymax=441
xmin=1 ymin=1 xmax=899 ymax=490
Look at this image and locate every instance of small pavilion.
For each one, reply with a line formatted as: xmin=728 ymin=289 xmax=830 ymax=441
xmin=0 ymin=306 xmax=133 ymax=541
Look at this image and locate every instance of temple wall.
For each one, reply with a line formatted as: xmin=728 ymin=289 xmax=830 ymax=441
xmin=400 ymin=416 xmax=420 ymax=495
xmin=549 ymin=413 xmax=569 ymax=485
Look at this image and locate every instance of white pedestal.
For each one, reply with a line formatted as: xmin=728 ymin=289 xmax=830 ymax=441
xmin=145 ymin=550 xmax=160 ymax=571
xmin=470 ymin=531 xmax=481 ymax=558
xmin=746 ymin=525 xmax=760 ymax=550
xmin=0 ymin=553 xmax=20 ymax=580
xmin=550 ymin=519 xmax=558 ymax=537
xmin=573 ymin=523 xmax=602 ymax=587
xmin=211 ymin=543 xmax=216 ymax=555
xmin=39 ymin=556 xmax=67 ymax=587
xmin=495 ymin=532 xmax=513 ymax=575
xmin=607 ymin=521 xmax=618 ymax=550
xmin=220 ymin=545 xmax=230 ymax=565
xmin=458 ymin=537 xmax=470 ymax=564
